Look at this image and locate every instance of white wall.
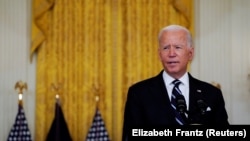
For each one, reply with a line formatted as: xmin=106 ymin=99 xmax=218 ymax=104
xmin=0 ymin=0 xmax=36 ymax=140
xmin=191 ymin=0 xmax=250 ymax=124
xmin=0 ymin=0 xmax=250 ymax=140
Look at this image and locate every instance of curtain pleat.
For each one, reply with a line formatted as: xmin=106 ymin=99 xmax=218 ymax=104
xmin=31 ymin=0 xmax=193 ymax=140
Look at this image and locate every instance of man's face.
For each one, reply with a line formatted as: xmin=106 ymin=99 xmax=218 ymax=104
xmin=158 ymin=30 xmax=194 ymax=78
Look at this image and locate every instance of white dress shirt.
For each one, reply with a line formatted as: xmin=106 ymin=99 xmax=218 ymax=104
xmin=162 ymin=71 xmax=190 ymax=110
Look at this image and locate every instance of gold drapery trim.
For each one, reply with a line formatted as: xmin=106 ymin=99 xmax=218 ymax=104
xmin=31 ymin=0 xmax=193 ymax=140
xmin=172 ymin=0 xmax=193 ymax=28
xmin=30 ymin=0 xmax=54 ymax=62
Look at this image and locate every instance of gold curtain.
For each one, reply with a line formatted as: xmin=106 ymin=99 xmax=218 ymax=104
xmin=31 ymin=0 xmax=193 ymax=140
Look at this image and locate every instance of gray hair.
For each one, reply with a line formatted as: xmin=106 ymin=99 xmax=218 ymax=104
xmin=158 ymin=25 xmax=193 ymax=47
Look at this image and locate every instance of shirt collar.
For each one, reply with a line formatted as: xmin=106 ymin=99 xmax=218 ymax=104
xmin=163 ymin=71 xmax=189 ymax=86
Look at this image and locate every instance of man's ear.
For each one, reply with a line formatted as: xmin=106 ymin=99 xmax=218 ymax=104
xmin=189 ymin=47 xmax=194 ymax=60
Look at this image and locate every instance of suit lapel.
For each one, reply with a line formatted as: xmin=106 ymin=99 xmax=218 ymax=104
xmin=188 ymin=73 xmax=206 ymax=124
xmin=152 ymin=70 xmax=176 ymax=123
xmin=188 ymin=73 xmax=199 ymax=112
xmin=153 ymin=70 xmax=171 ymax=106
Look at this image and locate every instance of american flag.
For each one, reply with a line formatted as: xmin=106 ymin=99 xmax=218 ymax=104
xmin=7 ymin=104 xmax=32 ymax=141
xmin=86 ymin=108 xmax=110 ymax=141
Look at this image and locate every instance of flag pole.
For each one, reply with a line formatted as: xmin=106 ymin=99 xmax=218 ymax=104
xmin=14 ymin=80 xmax=28 ymax=106
xmin=46 ymin=84 xmax=72 ymax=141
xmin=86 ymin=86 xmax=110 ymax=141
xmin=8 ymin=81 xmax=32 ymax=141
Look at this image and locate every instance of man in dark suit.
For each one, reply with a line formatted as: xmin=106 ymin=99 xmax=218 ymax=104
xmin=122 ymin=25 xmax=229 ymax=140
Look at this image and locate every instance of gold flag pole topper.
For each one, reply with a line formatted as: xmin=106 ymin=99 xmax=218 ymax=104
xmin=93 ymin=84 xmax=100 ymax=107
xmin=95 ymin=95 xmax=99 ymax=105
xmin=14 ymin=80 xmax=28 ymax=105
xmin=51 ymin=83 xmax=62 ymax=104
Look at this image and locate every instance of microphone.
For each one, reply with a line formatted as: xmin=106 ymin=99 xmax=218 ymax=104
xmin=176 ymin=94 xmax=187 ymax=114
xmin=197 ymin=99 xmax=207 ymax=115
xmin=175 ymin=94 xmax=189 ymax=124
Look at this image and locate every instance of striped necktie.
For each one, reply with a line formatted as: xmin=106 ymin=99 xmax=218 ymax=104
xmin=171 ymin=79 xmax=187 ymax=125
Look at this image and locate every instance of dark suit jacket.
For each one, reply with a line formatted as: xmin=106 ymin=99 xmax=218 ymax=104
xmin=122 ymin=70 xmax=229 ymax=140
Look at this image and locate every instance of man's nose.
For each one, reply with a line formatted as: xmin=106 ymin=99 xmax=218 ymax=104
xmin=169 ymin=46 xmax=176 ymax=56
